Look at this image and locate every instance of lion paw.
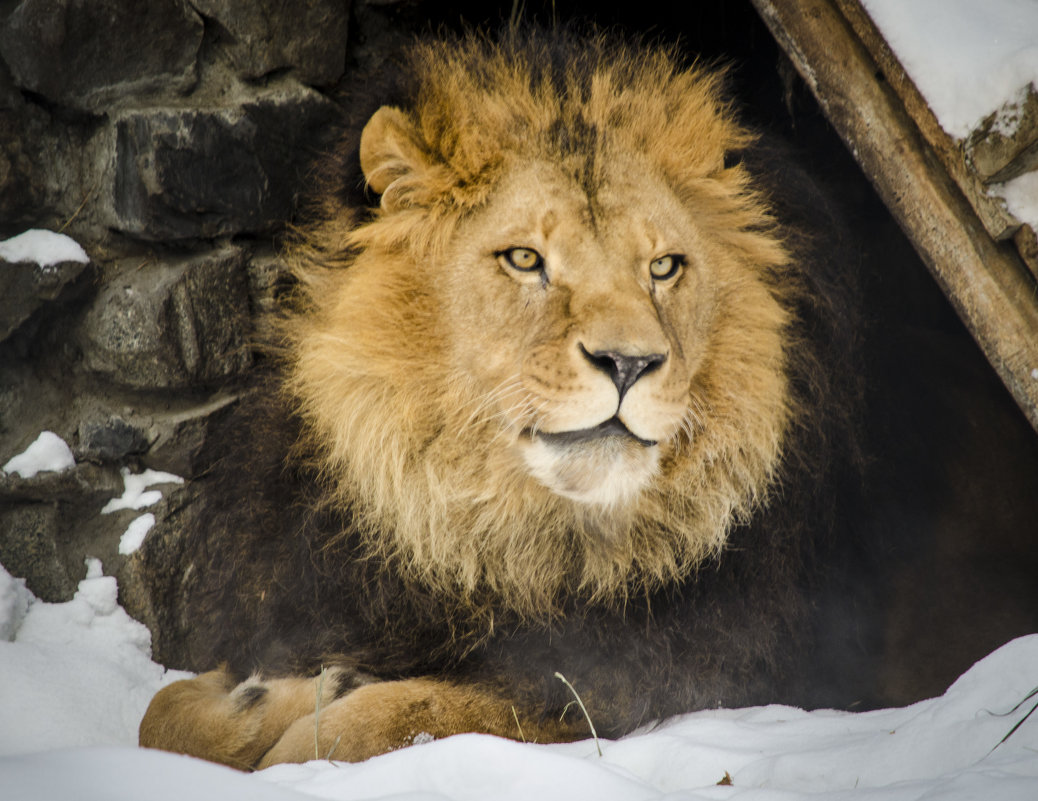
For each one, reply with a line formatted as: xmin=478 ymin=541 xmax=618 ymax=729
xmin=139 ymin=666 xmax=363 ymax=770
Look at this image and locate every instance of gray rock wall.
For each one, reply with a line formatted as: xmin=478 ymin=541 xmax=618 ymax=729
xmin=0 ymin=0 xmax=412 ymax=648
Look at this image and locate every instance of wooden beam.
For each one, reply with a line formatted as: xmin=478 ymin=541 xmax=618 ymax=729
xmin=830 ymin=0 xmax=1018 ymax=241
xmin=750 ymin=0 xmax=1038 ymax=433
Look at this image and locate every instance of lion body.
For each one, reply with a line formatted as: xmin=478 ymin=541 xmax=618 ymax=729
xmin=138 ymin=32 xmax=997 ymax=767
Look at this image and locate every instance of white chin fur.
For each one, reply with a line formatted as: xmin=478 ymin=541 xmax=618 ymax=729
xmin=520 ymin=435 xmax=660 ymax=507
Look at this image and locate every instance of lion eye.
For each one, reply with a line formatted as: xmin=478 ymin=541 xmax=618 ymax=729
xmin=649 ymin=254 xmax=685 ymax=282
xmin=498 ymin=247 xmax=544 ymax=273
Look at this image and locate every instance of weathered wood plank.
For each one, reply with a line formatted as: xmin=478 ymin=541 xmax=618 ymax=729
xmin=751 ymin=0 xmax=1038 ymax=432
xmin=832 ymin=0 xmax=1019 ymax=241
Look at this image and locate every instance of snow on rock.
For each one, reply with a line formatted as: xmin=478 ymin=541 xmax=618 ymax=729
xmin=118 ymin=513 xmax=157 ymax=555
xmin=102 ymin=467 xmax=184 ymax=514
xmin=992 ymin=170 xmax=1038 ymax=228
xmin=0 ymin=228 xmax=90 ymax=267
xmin=862 ymin=0 xmax=1038 ymax=139
xmin=2 ymin=430 xmax=75 ymax=478
xmin=0 ymin=551 xmax=1037 ymax=801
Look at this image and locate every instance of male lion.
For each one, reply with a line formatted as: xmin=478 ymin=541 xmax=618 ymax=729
xmin=138 ymin=31 xmax=868 ymax=768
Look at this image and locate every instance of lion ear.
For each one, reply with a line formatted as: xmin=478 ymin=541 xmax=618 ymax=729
xmin=359 ymin=106 xmax=435 ymax=211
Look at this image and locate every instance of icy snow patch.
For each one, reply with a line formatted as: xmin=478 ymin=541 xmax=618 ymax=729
xmin=991 ymin=170 xmax=1038 ymax=228
xmin=0 ymin=228 xmax=89 ymax=266
xmin=118 ymin=514 xmax=157 ymax=555
xmin=2 ymin=430 xmax=75 ymax=478
xmin=863 ymin=0 xmax=1038 ymax=138
xmin=102 ymin=468 xmax=184 ymax=514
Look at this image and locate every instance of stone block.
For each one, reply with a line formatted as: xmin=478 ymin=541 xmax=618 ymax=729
xmin=0 ymin=460 xmax=123 ymax=602
xmin=0 ymin=258 xmax=89 ymax=342
xmin=192 ymin=0 xmax=349 ymax=86
xmin=108 ymin=82 xmax=339 ymax=240
xmin=77 ymin=416 xmax=150 ymax=463
xmin=0 ymin=502 xmax=75 ymax=601
xmin=77 ymin=247 xmax=251 ymax=389
xmin=0 ymin=0 xmax=202 ymax=112
xmin=0 ymin=64 xmax=46 ymax=231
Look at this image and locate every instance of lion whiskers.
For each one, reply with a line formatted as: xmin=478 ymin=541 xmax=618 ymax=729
xmin=456 ymin=377 xmax=528 ymax=434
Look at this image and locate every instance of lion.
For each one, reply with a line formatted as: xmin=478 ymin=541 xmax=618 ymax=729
xmin=137 ymin=31 xmax=864 ymax=768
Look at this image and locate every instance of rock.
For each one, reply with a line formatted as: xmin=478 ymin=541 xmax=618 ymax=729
xmin=0 ymin=258 xmax=90 ymax=342
xmin=0 ymin=462 xmax=125 ymax=602
xmin=0 ymin=503 xmax=74 ymax=601
xmin=246 ymin=249 xmax=292 ymax=318
xmin=144 ymin=394 xmax=238 ymax=477
xmin=0 ymin=62 xmax=46 ymax=232
xmin=117 ymin=481 xmax=201 ymax=667
xmin=0 ymin=0 xmax=203 ymax=112
xmin=106 ymin=81 xmax=340 ymax=240
xmin=77 ymin=416 xmax=150 ymax=462
xmin=192 ymin=0 xmax=349 ymax=86
xmin=77 ymin=247 xmax=251 ymax=389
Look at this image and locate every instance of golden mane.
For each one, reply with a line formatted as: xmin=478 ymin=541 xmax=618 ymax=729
xmin=282 ymin=34 xmax=795 ymax=618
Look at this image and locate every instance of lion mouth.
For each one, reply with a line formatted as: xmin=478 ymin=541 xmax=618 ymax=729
xmin=532 ymin=417 xmax=658 ymax=448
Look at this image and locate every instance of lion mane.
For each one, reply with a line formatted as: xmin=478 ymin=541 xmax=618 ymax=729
xmin=282 ymin=35 xmax=816 ymax=618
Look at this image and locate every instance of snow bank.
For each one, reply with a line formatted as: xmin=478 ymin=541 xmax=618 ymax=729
xmin=862 ymin=0 xmax=1038 ymax=139
xmin=2 ymin=431 xmax=75 ymax=478
xmin=0 ymin=560 xmax=188 ymax=758
xmin=0 ymin=229 xmax=89 ymax=267
xmin=1 ymin=556 xmax=1037 ymax=801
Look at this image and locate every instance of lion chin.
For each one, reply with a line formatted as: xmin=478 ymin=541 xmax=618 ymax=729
xmin=520 ymin=420 xmax=661 ymax=508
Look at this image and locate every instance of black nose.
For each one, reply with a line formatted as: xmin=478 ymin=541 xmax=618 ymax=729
xmin=581 ymin=346 xmax=667 ymax=402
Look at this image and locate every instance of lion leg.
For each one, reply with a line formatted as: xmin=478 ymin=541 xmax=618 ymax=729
xmin=139 ymin=666 xmax=367 ymax=770
xmin=257 ymin=677 xmax=582 ymax=767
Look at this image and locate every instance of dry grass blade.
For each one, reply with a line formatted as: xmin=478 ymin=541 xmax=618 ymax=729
xmin=511 ymin=705 xmax=528 ymax=743
xmin=988 ymin=685 xmax=1038 ymax=755
xmin=554 ymin=672 xmax=602 ymax=757
xmin=314 ymin=667 xmax=328 ymax=760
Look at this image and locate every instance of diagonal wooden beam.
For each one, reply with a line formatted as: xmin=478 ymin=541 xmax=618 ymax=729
xmin=751 ymin=0 xmax=1038 ymax=432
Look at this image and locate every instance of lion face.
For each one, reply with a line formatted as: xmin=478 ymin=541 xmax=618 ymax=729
xmin=443 ymin=154 xmax=717 ymax=507
xmin=285 ymin=37 xmax=797 ymax=613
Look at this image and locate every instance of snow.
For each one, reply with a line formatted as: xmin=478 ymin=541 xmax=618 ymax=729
xmin=1 ymin=558 xmax=1037 ymax=801
xmin=993 ymin=170 xmax=1038 ymax=228
xmin=97 ymin=467 xmax=183 ymax=554
xmin=2 ymin=431 xmax=76 ymax=478
xmin=102 ymin=467 xmax=185 ymax=515
xmin=118 ymin=514 xmax=157 ymax=555
xmin=0 ymin=559 xmax=187 ymax=758
xmin=0 ymin=228 xmax=90 ymax=267
xmin=862 ymin=0 xmax=1038 ymax=139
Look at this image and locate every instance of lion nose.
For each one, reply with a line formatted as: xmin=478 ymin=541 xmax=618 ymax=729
xmin=580 ymin=346 xmax=667 ymax=402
